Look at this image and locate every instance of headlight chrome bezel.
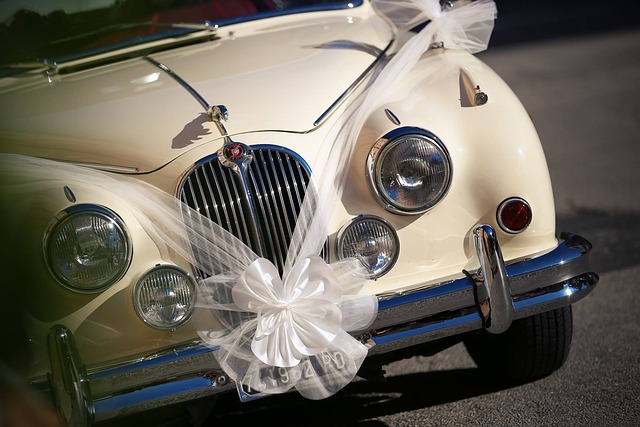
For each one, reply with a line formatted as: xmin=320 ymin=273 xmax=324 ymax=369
xmin=366 ymin=127 xmax=452 ymax=215
xmin=335 ymin=215 xmax=400 ymax=279
xmin=133 ymin=265 xmax=197 ymax=331
xmin=43 ymin=204 xmax=132 ymax=293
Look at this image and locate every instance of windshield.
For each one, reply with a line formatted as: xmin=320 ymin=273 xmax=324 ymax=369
xmin=0 ymin=0 xmax=360 ymax=68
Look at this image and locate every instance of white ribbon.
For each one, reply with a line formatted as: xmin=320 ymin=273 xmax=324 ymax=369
xmin=234 ymin=256 xmax=343 ymax=368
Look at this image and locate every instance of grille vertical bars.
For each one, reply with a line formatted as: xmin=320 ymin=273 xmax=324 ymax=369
xmin=178 ymin=146 xmax=311 ymax=277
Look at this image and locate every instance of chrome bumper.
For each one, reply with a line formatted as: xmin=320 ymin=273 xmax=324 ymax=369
xmin=364 ymin=226 xmax=598 ymax=354
xmin=46 ymin=226 xmax=598 ymax=425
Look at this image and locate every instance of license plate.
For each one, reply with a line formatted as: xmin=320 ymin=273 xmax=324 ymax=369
xmin=236 ymin=381 xmax=266 ymax=402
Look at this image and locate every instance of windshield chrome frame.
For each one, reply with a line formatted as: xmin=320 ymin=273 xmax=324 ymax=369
xmin=0 ymin=1 xmax=364 ymax=72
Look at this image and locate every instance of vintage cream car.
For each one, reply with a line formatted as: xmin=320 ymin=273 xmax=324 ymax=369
xmin=0 ymin=0 xmax=598 ymax=425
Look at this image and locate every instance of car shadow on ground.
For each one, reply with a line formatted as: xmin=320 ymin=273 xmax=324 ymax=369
xmin=208 ymin=367 xmax=521 ymax=426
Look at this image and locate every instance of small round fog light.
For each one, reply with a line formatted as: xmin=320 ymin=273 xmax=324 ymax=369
xmin=336 ymin=215 xmax=399 ymax=279
xmin=134 ymin=265 xmax=196 ymax=330
xmin=497 ymin=197 xmax=532 ymax=234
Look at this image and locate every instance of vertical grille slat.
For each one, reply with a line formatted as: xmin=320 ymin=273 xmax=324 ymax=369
xmin=259 ymin=151 xmax=290 ymax=270
xmin=179 ymin=146 xmax=311 ymax=276
xmin=201 ymin=162 xmax=224 ymax=226
xmin=269 ymin=151 xmax=295 ymax=240
xmin=250 ymin=150 xmax=286 ymax=271
xmin=282 ymin=155 xmax=304 ymax=245
xmin=193 ymin=168 xmax=213 ymax=222
xmin=211 ymin=160 xmax=243 ymax=239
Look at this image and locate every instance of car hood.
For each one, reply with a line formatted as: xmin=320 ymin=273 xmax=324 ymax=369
xmin=0 ymin=11 xmax=391 ymax=173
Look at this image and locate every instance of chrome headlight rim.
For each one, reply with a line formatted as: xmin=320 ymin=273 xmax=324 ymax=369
xmin=366 ymin=127 xmax=452 ymax=215
xmin=133 ymin=264 xmax=197 ymax=331
xmin=43 ymin=204 xmax=132 ymax=294
xmin=335 ymin=214 xmax=400 ymax=279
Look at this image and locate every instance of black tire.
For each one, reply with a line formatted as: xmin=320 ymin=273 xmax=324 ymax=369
xmin=464 ymin=306 xmax=573 ymax=382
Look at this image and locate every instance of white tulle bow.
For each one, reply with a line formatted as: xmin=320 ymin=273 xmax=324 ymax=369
xmin=198 ymin=256 xmax=377 ymax=399
xmin=233 ymin=256 xmax=343 ymax=368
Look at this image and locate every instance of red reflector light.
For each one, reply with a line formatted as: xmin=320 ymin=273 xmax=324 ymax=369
xmin=497 ymin=198 xmax=532 ymax=234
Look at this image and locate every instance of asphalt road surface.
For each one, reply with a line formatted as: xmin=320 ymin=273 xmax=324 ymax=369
xmin=201 ymin=3 xmax=640 ymax=427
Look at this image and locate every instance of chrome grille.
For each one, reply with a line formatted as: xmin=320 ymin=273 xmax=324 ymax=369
xmin=178 ymin=146 xmax=311 ymax=275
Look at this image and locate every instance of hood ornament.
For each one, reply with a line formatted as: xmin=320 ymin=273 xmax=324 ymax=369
xmin=208 ymin=105 xmax=230 ymax=140
xmin=209 ymin=104 xmax=253 ymax=170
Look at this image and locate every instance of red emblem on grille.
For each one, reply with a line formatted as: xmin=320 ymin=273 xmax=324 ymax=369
xmin=225 ymin=144 xmax=244 ymax=160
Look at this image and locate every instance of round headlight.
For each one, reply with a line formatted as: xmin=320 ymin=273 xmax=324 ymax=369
xmin=367 ymin=127 xmax=452 ymax=214
xmin=44 ymin=204 xmax=132 ymax=292
xmin=134 ymin=265 xmax=196 ymax=330
xmin=336 ymin=215 xmax=399 ymax=279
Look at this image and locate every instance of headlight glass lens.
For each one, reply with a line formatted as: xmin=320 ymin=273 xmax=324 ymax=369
xmin=368 ymin=128 xmax=452 ymax=214
xmin=336 ymin=215 xmax=399 ymax=279
xmin=45 ymin=205 xmax=131 ymax=292
xmin=134 ymin=266 xmax=196 ymax=330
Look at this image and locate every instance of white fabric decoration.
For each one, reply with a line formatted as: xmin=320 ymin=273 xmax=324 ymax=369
xmin=0 ymin=0 xmax=497 ymax=400
xmin=234 ymin=256 xmax=343 ymax=368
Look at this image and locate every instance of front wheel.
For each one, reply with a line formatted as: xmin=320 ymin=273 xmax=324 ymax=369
xmin=464 ymin=306 xmax=573 ymax=382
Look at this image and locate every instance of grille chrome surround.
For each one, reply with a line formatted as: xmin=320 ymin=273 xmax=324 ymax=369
xmin=178 ymin=145 xmax=311 ymax=276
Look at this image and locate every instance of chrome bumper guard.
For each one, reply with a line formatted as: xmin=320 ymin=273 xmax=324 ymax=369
xmin=46 ymin=226 xmax=598 ymax=424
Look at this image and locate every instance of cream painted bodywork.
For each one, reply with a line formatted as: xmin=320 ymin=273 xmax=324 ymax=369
xmin=0 ymin=2 xmax=557 ymax=376
xmin=0 ymin=5 xmax=391 ymax=172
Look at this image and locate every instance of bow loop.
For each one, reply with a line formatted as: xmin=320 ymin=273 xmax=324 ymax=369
xmin=372 ymin=0 xmax=497 ymax=53
xmin=233 ymin=257 xmax=344 ymax=368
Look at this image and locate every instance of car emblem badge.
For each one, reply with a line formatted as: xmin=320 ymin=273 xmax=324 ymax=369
xmin=226 ymin=144 xmax=244 ymax=160
xmin=218 ymin=141 xmax=252 ymax=171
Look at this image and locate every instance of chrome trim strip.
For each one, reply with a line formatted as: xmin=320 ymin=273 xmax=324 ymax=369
xmin=206 ymin=1 xmax=365 ymax=28
xmin=313 ymin=39 xmax=394 ymax=127
xmin=69 ymin=162 xmax=140 ymax=174
xmin=144 ymin=56 xmax=211 ymax=112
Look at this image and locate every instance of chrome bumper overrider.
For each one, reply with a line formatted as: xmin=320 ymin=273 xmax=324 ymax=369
xmin=46 ymin=225 xmax=598 ymax=425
